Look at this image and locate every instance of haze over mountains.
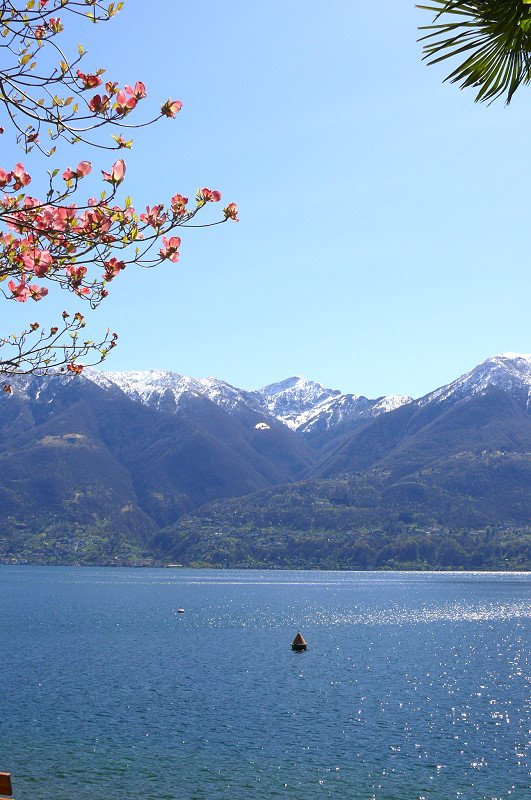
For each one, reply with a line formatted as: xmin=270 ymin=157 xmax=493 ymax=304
xmin=0 ymin=353 xmax=529 ymax=567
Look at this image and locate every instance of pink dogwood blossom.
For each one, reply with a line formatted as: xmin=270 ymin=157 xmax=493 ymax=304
xmin=62 ymin=161 xmax=92 ymax=181
xmin=29 ymin=284 xmax=49 ymax=301
xmin=88 ymin=94 xmax=110 ymax=113
xmin=101 ymin=159 xmax=126 ymax=185
xmin=12 ymin=163 xmax=31 ymax=190
xmin=161 ymin=99 xmax=183 ymax=118
xmin=115 ymin=90 xmax=137 ymax=115
xmin=104 ymin=257 xmax=126 ymax=281
xmin=0 ymin=168 xmax=11 ymax=188
xmin=77 ymin=69 xmax=102 ymax=89
xmin=200 ymin=188 xmax=222 ymax=203
xmin=65 ymin=265 xmax=88 ymax=285
xmin=224 ymin=202 xmax=239 ymax=221
xmin=125 ymin=82 xmax=147 ymax=100
xmin=170 ymin=193 xmax=188 ymax=217
xmin=22 ymin=248 xmax=52 ymax=276
xmin=7 ymin=279 xmax=30 ymax=302
xmin=140 ymin=205 xmax=167 ymax=229
xmin=160 ymin=236 xmax=181 ymax=262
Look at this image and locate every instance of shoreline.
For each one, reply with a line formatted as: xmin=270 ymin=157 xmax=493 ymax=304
xmin=1 ymin=561 xmax=530 ymax=573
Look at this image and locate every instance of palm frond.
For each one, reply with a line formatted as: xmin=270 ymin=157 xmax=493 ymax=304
xmin=417 ymin=2 xmax=531 ymax=103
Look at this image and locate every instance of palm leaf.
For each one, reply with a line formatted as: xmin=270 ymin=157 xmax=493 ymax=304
xmin=417 ymin=1 xmax=531 ymax=103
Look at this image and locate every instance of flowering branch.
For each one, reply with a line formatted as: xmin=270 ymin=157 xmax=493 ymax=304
xmin=0 ymin=311 xmax=117 ymax=387
xmin=0 ymin=0 xmax=238 ymax=376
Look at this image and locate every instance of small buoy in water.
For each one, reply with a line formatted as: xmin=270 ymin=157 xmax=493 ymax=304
xmin=291 ymin=632 xmax=307 ymax=651
xmin=177 ymin=607 xmax=185 ymax=613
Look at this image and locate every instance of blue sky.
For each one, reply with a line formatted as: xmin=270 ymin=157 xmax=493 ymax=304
xmin=3 ymin=1 xmax=529 ymax=398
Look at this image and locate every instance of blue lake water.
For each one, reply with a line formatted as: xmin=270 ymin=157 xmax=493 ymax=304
xmin=0 ymin=567 xmax=529 ymax=800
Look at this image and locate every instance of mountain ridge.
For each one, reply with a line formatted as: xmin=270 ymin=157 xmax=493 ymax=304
xmin=84 ymin=352 xmax=530 ymax=446
xmin=0 ymin=352 xmax=529 ymax=568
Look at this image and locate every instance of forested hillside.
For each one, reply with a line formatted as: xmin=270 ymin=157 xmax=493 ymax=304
xmin=0 ymin=355 xmax=529 ymax=568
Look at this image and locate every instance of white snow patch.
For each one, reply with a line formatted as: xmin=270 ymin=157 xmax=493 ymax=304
xmin=417 ymin=353 xmax=531 ymax=408
xmin=79 ymin=352 xmax=529 ymax=435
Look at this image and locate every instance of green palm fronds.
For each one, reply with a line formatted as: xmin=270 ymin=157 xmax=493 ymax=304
xmin=418 ymin=1 xmax=531 ymax=103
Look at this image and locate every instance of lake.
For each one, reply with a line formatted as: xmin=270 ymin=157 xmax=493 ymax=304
xmin=0 ymin=567 xmax=529 ymax=800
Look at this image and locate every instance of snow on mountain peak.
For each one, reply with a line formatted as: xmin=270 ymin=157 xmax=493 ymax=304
xmin=258 ymin=376 xmax=342 ymax=427
xmin=90 ymin=368 xmax=265 ymax=415
xmin=292 ymin=392 xmax=413 ymax=435
xmin=78 ymin=351 xmax=530 ymax=436
xmin=372 ymin=394 xmax=413 ymax=413
xmin=260 ymin=376 xmax=306 ymax=395
xmin=418 ymin=352 xmax=531 ymax=407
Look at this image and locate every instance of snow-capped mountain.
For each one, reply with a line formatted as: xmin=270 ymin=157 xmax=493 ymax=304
xmin=7 ymin=352 xmax=526 ymax=442
xmin=417 ymin=353 xmax=531 ymax=409
xmin=83 ymin=369 xmax=412 ymax=438
xmin=257 ymin=376 xmax=342 ymax=428
xmin=78 ymin=353 xmax=529 ymax=440
xmin=1 ymin=352 xmax=529 ymax=566
xmin=292 ymin=393 xmax=413 ymax=438
xmin=86 ymin=368 xmax=265 ymax=417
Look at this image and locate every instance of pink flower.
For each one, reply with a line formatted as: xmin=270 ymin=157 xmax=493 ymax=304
xmin=79 ymin=206 xmax=112 ymax=235
xmin=76 ymin=69 xmax=102 ymax=90
xmin=7 ymin=279 xmax=30 ymax=302
xmin=101 ymin=159 xmax=126 ymax=185
xmin=65 ymin=265 xmax=87 ymax=285
xmin=160 ymin=236 xmax=181 ymax=262
xmin=12 ymin=163 xmax=31 ymax=190
xmin=88 ymin=94 xmax=110 ymax=113
xmin=223 ymin=202 xmax=239 ymax=221
xmin=125 ymin=82 xmax=147 ymax=100
xmin=161 ymin=99 xmax=183 ymax=118
xmin=22 ymin=248 xmax=52 ymax=276
xmin=200 ymin=188 xmax=222 ymax=203
xmin=76 ymin=161 xmax=92 ymax=177
xmin=103 ymin=257 xmax=126 ymax=281
xmin=52 ymin=205 xmax=77 ymax=229
xmin=29 ymin=284 xmax=49 ymax=301
xmin=139 ymin=205 xmax=167 ymax=229
xmin=0 ymin=167 xmax=11 ymax=188
xmin=62 ymin=163 xmax=90 ymax=182
xmin=170 ymin=193 xmax=188 ymax=217
xmin=115 ymin=90 xmax=137 ymax=115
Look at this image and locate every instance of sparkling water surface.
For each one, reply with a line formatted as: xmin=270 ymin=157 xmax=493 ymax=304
xmin=0 ymin=567 xmax=529 ymax=800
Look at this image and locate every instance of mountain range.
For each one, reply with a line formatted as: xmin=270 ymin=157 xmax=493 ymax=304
xmin=0 ymin=353 xmax=529 ymax=568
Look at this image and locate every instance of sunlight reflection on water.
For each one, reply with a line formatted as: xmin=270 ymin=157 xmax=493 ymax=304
xmin=1 ymin=567 xmax=529 ymax=800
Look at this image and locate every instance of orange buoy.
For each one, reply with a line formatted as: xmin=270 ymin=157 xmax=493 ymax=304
xmin=291 ymin=631 xmax=307 ymax=651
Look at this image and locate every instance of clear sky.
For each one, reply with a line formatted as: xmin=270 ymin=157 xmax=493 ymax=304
xmin=3 ymin=1 xmax=530 ymax=398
